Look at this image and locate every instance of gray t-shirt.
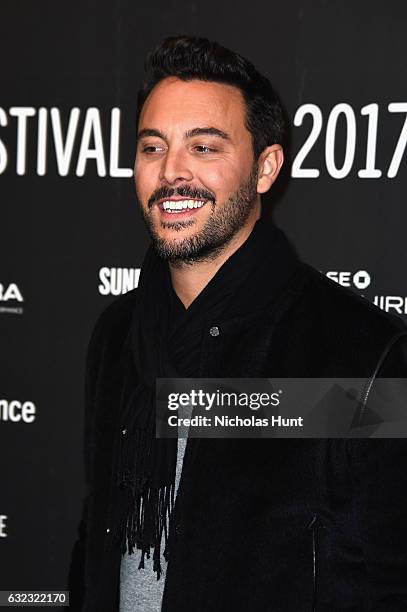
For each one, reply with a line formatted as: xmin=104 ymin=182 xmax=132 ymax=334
xmin=119 ymin=437 xmax=187 ymax=611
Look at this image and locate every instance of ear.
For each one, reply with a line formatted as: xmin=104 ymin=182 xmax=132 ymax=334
xmin=256 ymin=144 xmax=284 ymax=194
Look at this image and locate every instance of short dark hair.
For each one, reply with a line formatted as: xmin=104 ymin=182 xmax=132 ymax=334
xmin=136 ymin=35 xmax=285 ymax=159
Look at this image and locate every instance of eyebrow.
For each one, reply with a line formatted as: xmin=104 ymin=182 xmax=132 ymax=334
xmin=185 ymin=127 xmax=231 ymax=141
xmin=137 ymin=126 xmax=231 ymax=142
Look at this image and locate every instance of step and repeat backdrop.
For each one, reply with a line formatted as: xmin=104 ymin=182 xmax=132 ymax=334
xmin=1 ymin=0 xmax=407 ymax=605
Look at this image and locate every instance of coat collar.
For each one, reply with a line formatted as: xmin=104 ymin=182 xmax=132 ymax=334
xmin=215 ymin=214 xmax=301 ymax=321
xmin=168 ymin=212 xmax=302 ymax=322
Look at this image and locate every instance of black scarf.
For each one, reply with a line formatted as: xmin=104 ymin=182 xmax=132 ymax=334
xmin=111 ymin=210 xmax=299 ymax=578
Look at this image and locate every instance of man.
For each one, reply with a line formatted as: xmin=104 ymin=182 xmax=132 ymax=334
xmin=69 ymin=36 xmax=407 ymax=611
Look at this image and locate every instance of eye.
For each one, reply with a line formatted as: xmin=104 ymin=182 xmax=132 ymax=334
xmin=140 ymin=144 xmax=165 ymax=154
xmin=193 ymin=145 xmax=217 ymax=154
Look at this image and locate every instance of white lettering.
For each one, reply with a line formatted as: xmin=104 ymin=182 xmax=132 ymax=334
xmin=291 ymin=104 xmax=322 ymax=178
xmin=0 ymin=107 xmax=8 ymax=174
xmin=0 ymin=515 xmax=7 ymax=537
xmin=36 ymin=107 xmax=48 ymax=176
xmin=338 ymin=271 xmax=351 ymax=287
xmin=76 ymin=108 xmax=106 ymax=177
xmin=387 ymin=103 xmax=407 ymax=178
xmin=325 ymin=103 xmax=356 ymax=179
xmin=353 ymin=270 xmax=371 ymax=290
xmin=98 ymin=267 xmax=111 ymax=295
xmin=109 ymin=108 xmax=133 ymax=177
xmin=326 ymin=271 xmax=371 ymax=290
xmin=121 ymin=268 xmax=135 ymax=294
xmin=9 ymin=107 xmax=36 ymax=175
xmin=110 ymin=268 xmax=122 ymax=296
xmin=0 ymin=283 xmax=23 ymax=302
xmin=98 ymin=268 xmax=141 ymax=295
xmin=51 ymin=107 xmax=80 ymax=176
xmin=0 ymin=400 xmax=36 ymax=422
xmin=374 ymin=295 xmax=407 ymax=314
xmin=358 ymin=104 xmax=382 ymax=178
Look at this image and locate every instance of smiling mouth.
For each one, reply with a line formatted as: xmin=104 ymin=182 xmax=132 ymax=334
xmin=157 ymin=199 xmax=208 ymax=214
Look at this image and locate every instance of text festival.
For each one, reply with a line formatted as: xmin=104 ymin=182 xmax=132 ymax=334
xmin=1 ymin=103 xmax=406 ymax=178
xmin=0 ymin=107 xmax=132 ymax=177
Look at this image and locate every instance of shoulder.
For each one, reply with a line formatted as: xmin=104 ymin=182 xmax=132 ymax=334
xmin=299 ymin=262 xmax=407 ymax=340
xmin=87 ymin=288 xmax=138 ymax=363
xmin=278 ymin=262 xmax=407 ymax=377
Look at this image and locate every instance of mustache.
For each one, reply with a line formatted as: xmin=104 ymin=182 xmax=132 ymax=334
xmin=147 ymin=185 xmax=216 ymax=209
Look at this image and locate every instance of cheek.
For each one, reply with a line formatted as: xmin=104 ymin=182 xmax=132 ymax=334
xmin=197 ymin=162 xmax=243 ymax=198
xmin=134 ymin=160 xmax=155 ymax=199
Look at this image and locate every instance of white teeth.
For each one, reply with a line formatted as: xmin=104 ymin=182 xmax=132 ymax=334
xmin=162 ymin=199 xmax=206 ymax=212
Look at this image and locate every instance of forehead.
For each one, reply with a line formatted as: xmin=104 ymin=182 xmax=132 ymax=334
xmin=138 ymin=77 xmax=248 ymax=137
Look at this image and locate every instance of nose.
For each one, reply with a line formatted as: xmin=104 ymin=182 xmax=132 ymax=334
xmin=159 ymin=147 xmax=193 ymax=185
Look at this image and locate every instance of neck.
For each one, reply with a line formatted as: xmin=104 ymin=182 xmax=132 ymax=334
xmin=169 ymin=203 xmax=261 ymax=309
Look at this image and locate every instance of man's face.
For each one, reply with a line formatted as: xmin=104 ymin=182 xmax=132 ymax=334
xmin=134 ymin=76 xmax=259 ymax=264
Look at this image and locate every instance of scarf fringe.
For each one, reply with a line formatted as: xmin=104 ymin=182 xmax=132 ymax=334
xmin=112 ymin=415 xmax=176 ymax=580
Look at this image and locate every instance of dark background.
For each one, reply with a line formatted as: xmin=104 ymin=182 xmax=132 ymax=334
xmin=1 ymin=0 xmax=406 ymax=603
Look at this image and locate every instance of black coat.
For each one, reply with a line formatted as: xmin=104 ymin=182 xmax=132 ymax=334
xmin=68 ymin=243 xmax=407 ymax=612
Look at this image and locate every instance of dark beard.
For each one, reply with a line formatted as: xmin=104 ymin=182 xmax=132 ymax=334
xmin=140 ymin=163 xmax=259 ymax=266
